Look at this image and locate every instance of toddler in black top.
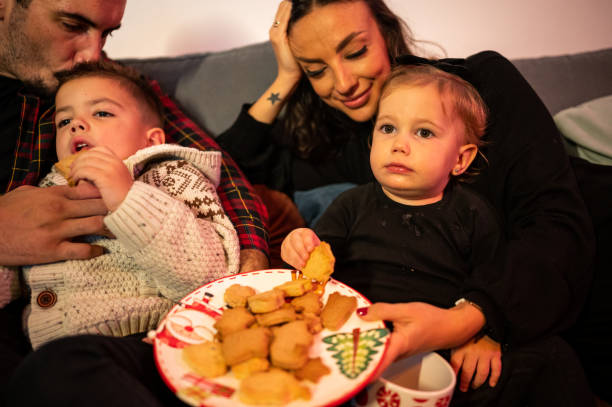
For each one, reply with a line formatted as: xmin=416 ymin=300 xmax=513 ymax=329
xmin=281 ymin=64 xmax=503 ymax=394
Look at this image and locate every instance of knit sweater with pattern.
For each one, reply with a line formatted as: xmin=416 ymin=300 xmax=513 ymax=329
xmin=21 ymin=144 xmax=240 ymax=349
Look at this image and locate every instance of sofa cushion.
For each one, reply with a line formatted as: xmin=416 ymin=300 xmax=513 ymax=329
xmin=512 ymin=48 xmax=612 ymax=115
xmin=174 ymin=42 xmax=277 ymax=137
xmin=555 ymin=94 xmax=612 ymax=165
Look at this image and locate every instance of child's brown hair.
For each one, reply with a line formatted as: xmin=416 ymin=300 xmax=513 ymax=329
xmin=55 ymin=60 xmax=164 ymax=128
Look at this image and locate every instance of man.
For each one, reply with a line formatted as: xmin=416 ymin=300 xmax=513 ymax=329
xmin=0 ymin=0 xmax=269 ymax=396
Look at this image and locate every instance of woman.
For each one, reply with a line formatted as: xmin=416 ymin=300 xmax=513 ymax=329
xmin=217 ymin=0 xmax=596 ymax=405
xmin=5 ymin=1 xmax=597 ymax=406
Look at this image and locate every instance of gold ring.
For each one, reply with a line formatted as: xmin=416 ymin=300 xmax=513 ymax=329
xmin=273 ymin=20 xmax=280 ymax=27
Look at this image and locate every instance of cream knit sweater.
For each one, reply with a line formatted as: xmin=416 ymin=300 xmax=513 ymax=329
xmin=19 ymin=144 xmax=240 ymax=349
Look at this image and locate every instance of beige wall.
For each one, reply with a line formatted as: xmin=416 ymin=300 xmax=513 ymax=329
xmin=105 ymin=0 xmax=612 ymax=60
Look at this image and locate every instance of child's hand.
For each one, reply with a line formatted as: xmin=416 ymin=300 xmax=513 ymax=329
xmin=280 ymin=228 xmax=320 ymax=269
xmin=70 ymin=146 xmax=133 ymax=212
xmin=450 ymin=334 xmax=502 ymax=392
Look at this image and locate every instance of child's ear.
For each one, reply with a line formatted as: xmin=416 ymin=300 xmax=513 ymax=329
xmin=452 ymin=144 xmax=478 ymax=176
xmin=145 ymin=127 xmax=165 ymax=146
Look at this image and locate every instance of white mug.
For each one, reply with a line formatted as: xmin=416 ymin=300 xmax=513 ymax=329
xmin=352 ymin=352 xmax=456 ymax=407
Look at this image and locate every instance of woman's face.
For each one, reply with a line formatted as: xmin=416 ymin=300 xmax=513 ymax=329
xmin=288 ymin=1 xmax=391 ymax=122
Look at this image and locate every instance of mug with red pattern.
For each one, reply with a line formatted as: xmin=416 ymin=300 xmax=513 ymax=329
xmin=352 ymin=352 xmax=456 ymax=407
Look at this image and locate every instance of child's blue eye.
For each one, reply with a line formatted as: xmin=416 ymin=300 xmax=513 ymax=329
xmin=57 ymin=118 xmax=71 ymax=128
xmin=416 ymin=128 xmax=434 ymax=138
xmin=94 ymin=111 xmax=113 ymax=118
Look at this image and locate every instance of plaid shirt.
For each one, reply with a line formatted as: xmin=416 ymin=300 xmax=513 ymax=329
xmin=6 ymin=83 xmax=269 ymax=256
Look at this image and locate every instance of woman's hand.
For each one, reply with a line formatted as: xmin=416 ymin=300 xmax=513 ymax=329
xmin=280 ymin=227 xmax=320 ymax=269
xmin=70 ymin=146 xmax=133 ymax=212
xmin=451 ymin=335 xmax=502 ymax=392
xmin=248 ymin=1 xmax=302 ymax=124
xmin=270 ymin=0 xmax=302 ymax=84
xmin=359 ymin=301 xmax=486 ymax=379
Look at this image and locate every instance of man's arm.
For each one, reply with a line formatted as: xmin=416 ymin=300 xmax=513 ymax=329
xmin=0 ymin=184 xmax=108 ymax=265
xmin=152 ymin=82 xmax=270 ymax=271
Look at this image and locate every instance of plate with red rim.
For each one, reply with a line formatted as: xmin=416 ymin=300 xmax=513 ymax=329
xmin=153 ymin=269 xmax=390 ymax=407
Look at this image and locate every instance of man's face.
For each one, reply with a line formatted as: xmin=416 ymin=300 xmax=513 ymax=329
xmin=0 ymin=0 xmax=125 ymax=94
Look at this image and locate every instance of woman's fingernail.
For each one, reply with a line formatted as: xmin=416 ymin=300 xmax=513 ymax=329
xmin=356 ymin=307 xmax=369 ymax=316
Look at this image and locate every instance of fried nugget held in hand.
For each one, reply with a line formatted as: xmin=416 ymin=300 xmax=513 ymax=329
xmin=54 ymin=152 xmax=83 ymax=186
xmin=302 ymin=241 xmax=335 ymax=283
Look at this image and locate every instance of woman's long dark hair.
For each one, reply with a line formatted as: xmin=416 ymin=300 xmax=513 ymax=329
xmin=282 ymin=0 xmax=414 ymax=160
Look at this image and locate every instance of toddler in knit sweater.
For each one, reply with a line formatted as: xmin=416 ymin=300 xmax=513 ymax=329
xmin=15 ymin=60 xmax=240 ymax=349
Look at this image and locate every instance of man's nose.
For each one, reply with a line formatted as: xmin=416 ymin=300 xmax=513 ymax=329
xmin=74 ymin=35 xmax=104 ymax=64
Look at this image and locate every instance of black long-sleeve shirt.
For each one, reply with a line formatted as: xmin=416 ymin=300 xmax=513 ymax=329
xmin=315 ymin=182 xmax=507 ymax=342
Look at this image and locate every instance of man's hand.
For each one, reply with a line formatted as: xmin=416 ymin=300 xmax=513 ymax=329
xmin=0 ymin=184 xmax=109 ymax=265
xmin=239 ymin=248 xmax=269 ymax=273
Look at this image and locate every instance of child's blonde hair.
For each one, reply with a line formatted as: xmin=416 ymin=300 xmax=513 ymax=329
xmin=379 ymin=64 xmax=488 ymax=147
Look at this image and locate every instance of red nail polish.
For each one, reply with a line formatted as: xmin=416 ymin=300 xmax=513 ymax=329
xmin=356 ymin=307 xmax=369 ymax=316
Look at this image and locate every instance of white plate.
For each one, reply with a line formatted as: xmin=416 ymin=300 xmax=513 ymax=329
xmin=153 ymin=269 xmax=390 ymax=406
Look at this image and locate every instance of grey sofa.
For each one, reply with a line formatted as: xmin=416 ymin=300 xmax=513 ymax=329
xmin=121 ymin=42 xmax=612 ymax=138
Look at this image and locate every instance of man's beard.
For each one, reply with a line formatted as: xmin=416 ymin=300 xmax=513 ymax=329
xmin=19 ymin=76 xmax=57 ymax=98
xmin=0 ymin=5 xmax=58 ymax=97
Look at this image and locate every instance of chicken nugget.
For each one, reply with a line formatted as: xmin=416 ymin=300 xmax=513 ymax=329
xmin=247 ymin=289 xmax=285 ymax=313
xmin=270 ymin=320 xmax=313 ymax=370
xmin=299 ymin=312 xmax=323 ymax=334
xmin=231 ymin=357 xmax=270 ymax=380
xmin=291 ymin=291 xmax=323 ymax=315
xmin=54 ymin=152 xmax=83 ymax=186
xmin=274 ymin=278 xmax=312 ymax=297
xmin=224 ymin=284 xmax=257 ymax=308
xmin=213 ymin=307 xmax=255 ymax=339
xmin=255 ymin=305 xmax=297 ymax=327
xmin=239 ymin=368 xmax=310 ymax=405
xmin=302 ymin=241 xmax=335 ymax=283
xmin=320 ymin=292 xmax=357 ymax=331
xmin=294 ymin=357 xmax=331 ymax=383
xmin=222 ymin=326 xmax=271 ymax=366
xmin=182 ymin=341 xmax=227 ymax=378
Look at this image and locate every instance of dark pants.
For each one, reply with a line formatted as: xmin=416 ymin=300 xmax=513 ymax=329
xmin=451 ymin=336 xmax=595 ymax=407
xmin=5 ymin=334 xmax=189 ymax=407
xmin=6 ymin=333 xmax=594 ymax=407
xmin=0 ymin=298 xmax=31 ymax=405
xmin=566 ymin=157 xmax=612 ymax=403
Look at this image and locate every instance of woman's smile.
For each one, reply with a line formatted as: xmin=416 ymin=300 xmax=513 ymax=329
xmin=340 ymin=83 xmax=373 ymax=109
